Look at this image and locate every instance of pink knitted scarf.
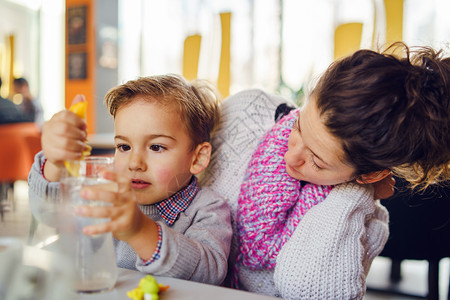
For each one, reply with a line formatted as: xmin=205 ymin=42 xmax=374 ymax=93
xmin=236 ymin=109 xmax=333 ymax=270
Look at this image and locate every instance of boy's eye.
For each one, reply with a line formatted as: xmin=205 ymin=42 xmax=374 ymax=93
xmin=150 ymin=144 xmax=166 ymax=152
xmin=116 ymin=144 xmax=131 ymax=152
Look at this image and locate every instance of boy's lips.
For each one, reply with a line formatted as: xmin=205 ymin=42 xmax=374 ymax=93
xmin=131 ymin=179 xmax=151 ymax=189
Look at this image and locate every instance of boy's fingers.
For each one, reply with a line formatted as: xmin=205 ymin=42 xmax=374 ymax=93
xmin=43 ymin=126 xmax=88 ymax=152
xmin=80 ymin=187 xmax=117 ymax=205
xmin=82 ymin=219 xmax=126 ymax=236
xmin=46 ymin=146 xmax=83 ymax=164
xmin=46 ymin=125 xmax=87 ymax=145
xmin=42 ymin=130 xmax=87 ymax=164
xmin=47 ymin=110 xmax=88 ymax=134
xmin=82 ymin=222 xmax=111 ymax=236
xmin=76 ymin=204 xmax=114 ymax=218
xmin=54 ymin=109 xmax=86 ymax=125
xmin=102 ymin=170 xmax=131 ymax=194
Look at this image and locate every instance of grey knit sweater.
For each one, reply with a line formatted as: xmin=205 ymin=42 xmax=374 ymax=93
xmin=200 ymin=89 xmax=389 ymax=299
xmin=28 ymin=151 xmax=232 ymax=285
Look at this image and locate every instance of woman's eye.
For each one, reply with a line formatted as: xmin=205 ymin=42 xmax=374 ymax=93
xmin=310 ymin=155 xmax=323 ymax=171
xmin=150 ymin=144 xmax=166 ymax=152
xmin=293 ymin=120 xmax=301 ymax=133
xmin=116 ymin=144 xmax=131 ymax=152
xmin=312 ymin=161 xmax=322 ymax=171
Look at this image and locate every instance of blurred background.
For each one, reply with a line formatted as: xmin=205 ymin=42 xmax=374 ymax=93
xmin=1 ymin=0 xmax=449 ymax=134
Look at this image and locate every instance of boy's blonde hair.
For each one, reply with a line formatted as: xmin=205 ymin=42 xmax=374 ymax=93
xmin=105 ymin=74 xmax=221 ymax=149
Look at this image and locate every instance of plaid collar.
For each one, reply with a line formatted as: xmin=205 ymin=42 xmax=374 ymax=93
xmin=155 ymin=176 xmax=199 ymax=225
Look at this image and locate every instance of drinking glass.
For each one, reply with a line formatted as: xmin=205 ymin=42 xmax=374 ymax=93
xmin=60 ymin=156 xmax=117 ymax=293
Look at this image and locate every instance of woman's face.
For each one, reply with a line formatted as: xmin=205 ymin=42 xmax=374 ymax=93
xmin=284 ymin=97 xmax=356 ymax=186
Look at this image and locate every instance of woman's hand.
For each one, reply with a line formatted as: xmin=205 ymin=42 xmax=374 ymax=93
xmin=372 ymin=173 xmax=396 ymax=199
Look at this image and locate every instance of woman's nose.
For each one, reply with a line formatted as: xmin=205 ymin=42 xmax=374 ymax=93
xmin=288 ymin=150 xmax=306 ymax=167
xmin=287 ymin=137 xmax=307 ymax=167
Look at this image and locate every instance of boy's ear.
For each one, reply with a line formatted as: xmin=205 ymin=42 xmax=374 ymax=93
xmin=356 ymin=169 xmax=391 ymax=184
xmin=190 ymin=142 xmax=212 ymax=175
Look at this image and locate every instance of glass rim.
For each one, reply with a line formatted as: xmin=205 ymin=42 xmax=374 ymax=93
xmin=80 ymin=156 xmax=114 ymax=163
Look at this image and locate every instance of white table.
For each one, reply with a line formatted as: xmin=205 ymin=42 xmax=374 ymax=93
xmin=76 ymin=268 xmax=278 ymax=300
xmin=0 ymin=241 xmax=277 ymax=300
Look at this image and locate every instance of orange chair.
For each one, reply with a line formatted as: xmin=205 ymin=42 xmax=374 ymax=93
xmin=0 ymin=122 xmax=41 ymax=220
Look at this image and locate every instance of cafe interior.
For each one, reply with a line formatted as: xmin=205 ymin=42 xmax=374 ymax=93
xmin=0 ymin=0 xmax=449 ymax=299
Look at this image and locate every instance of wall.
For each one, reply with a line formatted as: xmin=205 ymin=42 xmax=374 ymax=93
xmin=65 ymin=0 xmax=96 ymax=133
xmin=65 ymin=0 xmax=117 ymax=134
xmin=94 ymin=0 xmax=117 ymax=134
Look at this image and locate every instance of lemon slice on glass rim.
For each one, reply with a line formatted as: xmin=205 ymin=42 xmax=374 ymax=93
xmin=64 ymin=100 xmax=92 ymax=177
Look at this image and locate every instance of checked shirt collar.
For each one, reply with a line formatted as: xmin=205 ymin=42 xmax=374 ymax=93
xmin=155 ymin=176 xmax=199 ymax=225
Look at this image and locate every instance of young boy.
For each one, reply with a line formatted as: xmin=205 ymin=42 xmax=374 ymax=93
xmin=28 ymin=74 xmax=232 ymax=285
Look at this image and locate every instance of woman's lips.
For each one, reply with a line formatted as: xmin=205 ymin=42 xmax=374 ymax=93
xmin=131 ymin=179 xmax=151 ymax=189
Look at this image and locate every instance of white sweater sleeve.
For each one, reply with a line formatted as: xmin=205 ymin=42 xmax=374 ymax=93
xmin=274 ymin=183 xmax=389 ymax=300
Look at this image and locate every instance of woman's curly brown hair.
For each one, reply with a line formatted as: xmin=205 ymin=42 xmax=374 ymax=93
xmin=311 ymin=42 xmax=450 ymax=189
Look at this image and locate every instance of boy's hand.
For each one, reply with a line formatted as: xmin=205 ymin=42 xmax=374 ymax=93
xmin=78 ymin=170 xmax=140 ymax=239
xmin=41 ymin=95 xmax=89 ymax=181
xmin=77 ymin=170 xmax=159 ymax=259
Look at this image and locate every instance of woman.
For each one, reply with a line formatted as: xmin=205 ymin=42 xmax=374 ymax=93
xmin=201 ymin=43 xmax=450 ymax=299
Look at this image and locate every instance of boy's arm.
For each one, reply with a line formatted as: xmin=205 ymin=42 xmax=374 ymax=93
xmin=135 ymin=188 xmax=232 ymax=285
xmin=274 ymin=183 xmax=389 ymax=300
xmin=117 ymin=212 xmax=160 ymax=261
xmin=28 ymin=151 xmax=61 ymax=226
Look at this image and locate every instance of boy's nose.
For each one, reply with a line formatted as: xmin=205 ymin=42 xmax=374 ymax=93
xmin=128 ymin=152 xmax=147 ymax=171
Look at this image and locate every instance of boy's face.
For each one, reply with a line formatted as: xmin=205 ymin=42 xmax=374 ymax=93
xmin=113 ymin=98 xmax=197 ymax=205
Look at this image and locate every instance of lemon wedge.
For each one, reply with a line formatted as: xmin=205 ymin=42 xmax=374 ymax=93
xmin=64 ymin=160 xmax=81 ymax=177
xmin=69 ymin=101 xmax=87 ymax=119
xmin=64 ymin=100 xmax=92 ymax=177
